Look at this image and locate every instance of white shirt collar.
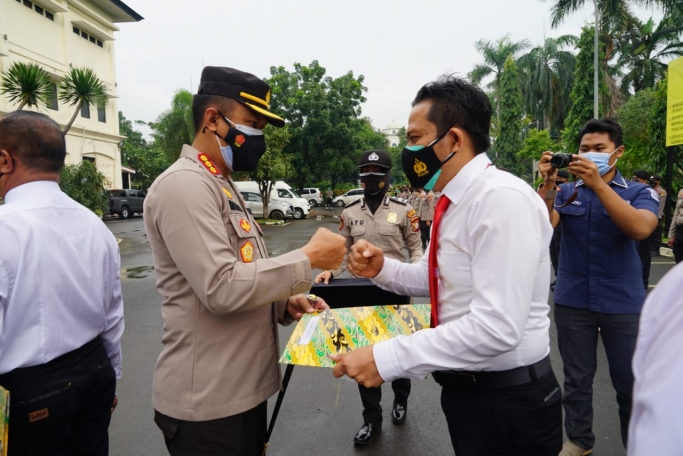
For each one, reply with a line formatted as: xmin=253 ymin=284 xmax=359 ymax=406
xmin=439 ymin=152 xmax=492 ymax=205
xmin=5 ymin=181 xmax=61 ymax=204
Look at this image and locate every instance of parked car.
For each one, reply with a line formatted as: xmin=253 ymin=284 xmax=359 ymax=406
xmin=240 ymin=191 xmax=294 ymax=220
xmin=332 ymin=188 xmax=364 ymax=207
xmin=234 ymin=181 xmax=310 ymax=220
xmin=301 ymin=188 xmax=323 ymax=207
xmin=108 ymin=189 xmax=145 ymax=219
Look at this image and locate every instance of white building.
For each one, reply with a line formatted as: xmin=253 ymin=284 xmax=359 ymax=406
xmin=382 ymin=120 xmax=402 ymax=147
xmin=0 ymin=0 xmax=142 ymax=188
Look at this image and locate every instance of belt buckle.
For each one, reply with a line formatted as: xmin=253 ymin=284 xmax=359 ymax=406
xmin=456 ymin=373 xmax=478 ymax=390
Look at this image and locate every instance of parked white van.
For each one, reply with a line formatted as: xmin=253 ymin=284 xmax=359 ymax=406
xmin=233 ymin=181 xmax=310 ymax=219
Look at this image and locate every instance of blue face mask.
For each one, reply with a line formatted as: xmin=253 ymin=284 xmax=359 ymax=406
xmin=215 ymin=134 xmax=234 ymax=171
xmin=580 ymin=149 xmax=618 ymax=176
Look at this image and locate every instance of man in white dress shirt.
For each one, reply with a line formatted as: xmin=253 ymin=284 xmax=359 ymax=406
xmin=628 ymin=262 xmax=683 ymax=455
xmin=0 ymin=111 xmax=123 ymax=456
xmin=331 ymin=75 xmax=562 ymax=455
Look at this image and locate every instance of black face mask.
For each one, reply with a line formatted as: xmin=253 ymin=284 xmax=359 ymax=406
xmin=401 ymin=132 xmax=455 ymax=190
xmin=217 ymin=111 xmax=267 ymax=172
xmin=360 ymin=172 xmax=391 ymax=197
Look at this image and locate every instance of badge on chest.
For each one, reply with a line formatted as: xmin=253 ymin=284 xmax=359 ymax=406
xmin=240 ymin=241 xmax=255 ymax=263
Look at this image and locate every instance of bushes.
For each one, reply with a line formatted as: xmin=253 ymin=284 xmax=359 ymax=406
xmin=59 ymin=160 xmax=109 ymax=216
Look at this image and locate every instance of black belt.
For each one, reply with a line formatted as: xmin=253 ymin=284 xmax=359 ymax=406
xmin=432 ymin=355 xmax=552 ymax=391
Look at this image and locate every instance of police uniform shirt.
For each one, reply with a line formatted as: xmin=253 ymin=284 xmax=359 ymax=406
xmin=668 ymin=189 xmax=683 ymax=238
xmin=144 ymin=145 xmax=312 ymax=421
xmin=0 ymin=181 xmax=124 ymax=377
xmin=332 ymin=195 xmax=423 ymax=277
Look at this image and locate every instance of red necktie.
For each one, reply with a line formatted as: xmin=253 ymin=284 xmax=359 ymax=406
xmin=429 ymin=195 xmax=451 ymax=328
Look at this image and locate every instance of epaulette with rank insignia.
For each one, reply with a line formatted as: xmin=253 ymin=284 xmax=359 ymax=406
xmin=390 ymin=197 xmax=407 ymax=205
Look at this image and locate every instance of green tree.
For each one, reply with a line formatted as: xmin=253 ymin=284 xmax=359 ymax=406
xmin=266 ymin=61 xmax=371 ymax=191
xmin=615 ymin=87 xmax=656 ymax=176
xmin=562 ymin=26 xmax=607 ymax=151
xmin=253 ymin=124 xmax=291 ymax=218
xmin=517 ymin=35 xmax=577 ymax=132
xmin=469 ymin=35 xmax=531 ymax=126
xmin=0 ymin=62 xmax=52 ymax=110
xmin=59 ymin=67 xmax=108 ymax=134
xmin=59 ymin=160 xmax=109 ymax=215
xmin=149 ymin=89 xmax=194 ymax=162
xmin=618 ymin=13 xmax=683 ymax=93
xmin=493 ymin=56 xmax=524 ymax=175
xmin=119 ymin=112 xmax=171 ymax=191
xmin=518 ymin=129 xmax=562 ymax=161
xmin=648 ymin=77 xmax=683 ymax=190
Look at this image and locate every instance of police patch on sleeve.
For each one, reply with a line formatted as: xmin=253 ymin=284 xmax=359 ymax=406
xmin=239 ymin=241 xmax=254 ymax=263
xmin=647 ymin=187 xmax=659 ymax=202
xmin=339 ymin=216 xmax=345 ymax=231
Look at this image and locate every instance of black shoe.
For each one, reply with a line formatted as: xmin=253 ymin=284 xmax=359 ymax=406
xmin=391 ymin=401 xmax=407 ymax=425
xmin=353 ymin=422 xmax=381 ymax=445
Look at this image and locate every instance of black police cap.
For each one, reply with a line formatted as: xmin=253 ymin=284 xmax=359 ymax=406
xmin=633 ymin=169 xmax=650 ymax=180
xmin=198 ymin=66 xmax=285 ymax=128
xmin=358 ymin=149 xmax=392 ymax=169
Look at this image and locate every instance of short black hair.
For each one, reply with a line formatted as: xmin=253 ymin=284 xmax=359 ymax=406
xmin=412 ymin=74 xmax=491 ymax=154
xmin=0 ymin=111 xmax=66 ymax=173
xmin=191 ymin=94 xmax=239 ymax=134
xmin=578 ymin=118 xmax=623 ymax=148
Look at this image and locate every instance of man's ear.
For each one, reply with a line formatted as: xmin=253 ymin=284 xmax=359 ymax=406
xmin=615 ymin=145 xmax=625 ymax=158
xmin=0 ymin=150 xmax=14 ymax=174
xmin=448 ymin=127 xmax=465 ymax=153
xmin=203 ymin=107 xmax=221 ymax=134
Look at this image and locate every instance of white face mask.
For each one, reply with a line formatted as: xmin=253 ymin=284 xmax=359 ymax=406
xmin=579 ymin=148 xmax=618 ymax=176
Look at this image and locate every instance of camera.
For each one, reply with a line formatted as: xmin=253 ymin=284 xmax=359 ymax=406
xmin=550 ymin=153 xmax=573 ymax=169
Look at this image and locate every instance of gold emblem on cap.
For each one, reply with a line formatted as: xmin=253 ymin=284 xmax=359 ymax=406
xmin=266 ymin=90 xmax=271 ymax=104
xmin=414 ymin=159 xmax=428 ymax=177
xmin=387 ymin=213 xmax=398 ymax=224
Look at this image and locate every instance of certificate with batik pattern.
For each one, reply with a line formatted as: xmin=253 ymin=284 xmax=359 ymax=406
xmin=279 ymin=304 xmax=431 ymax=368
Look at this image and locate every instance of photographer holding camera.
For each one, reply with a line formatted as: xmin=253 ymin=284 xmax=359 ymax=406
xmin=538 ymin=119 xmax=659 ymax=456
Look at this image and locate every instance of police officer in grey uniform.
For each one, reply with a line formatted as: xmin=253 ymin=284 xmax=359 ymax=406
xmin=315 ymin=149 xmax=423 ymax=446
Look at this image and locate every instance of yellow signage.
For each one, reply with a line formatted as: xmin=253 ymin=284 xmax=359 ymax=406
xmin=667 ymin=56 xmax=683 ymax=146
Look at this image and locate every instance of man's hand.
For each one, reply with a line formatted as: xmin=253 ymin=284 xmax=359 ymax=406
xmin=348 ymin=240 xmax=385 ymax=278
xmin=286 ymin=294 xmax=329 ymax=320
xmin=668 ymin=238 xmax=675 ymax=248
xmin=315 ymin=270 xmax=333 ymax=284
xmin=426 ymin=220 xmax=431 ymax=227
xmin=111 ymin=395 xmax=118 ymax=413
xmin=330 ymin=345 xmax=384 ymax=388
xmin=568 ymin=154 xmax=604 ymax=190
xmin=301 ymin=228 xmax=346 ymax=271
xmin=538 ymin=151 xmax=559 ymax=183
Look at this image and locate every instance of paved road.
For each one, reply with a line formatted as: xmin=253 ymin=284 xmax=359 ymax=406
xmin=106 ymin=213 xmax=676 ymax=456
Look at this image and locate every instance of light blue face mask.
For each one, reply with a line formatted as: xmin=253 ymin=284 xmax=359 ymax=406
xmin=580 ymin=149 xmax=618 ymax=176
xmin=215 ymin=134 xmax=233 ymax=171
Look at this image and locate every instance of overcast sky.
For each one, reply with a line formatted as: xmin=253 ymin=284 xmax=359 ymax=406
xmin=114 ymin=0 xmax=663 ymax=132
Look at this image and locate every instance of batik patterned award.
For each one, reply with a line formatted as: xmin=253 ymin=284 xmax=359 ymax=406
xmin=279 ymin=304 xmax=431 ymax=368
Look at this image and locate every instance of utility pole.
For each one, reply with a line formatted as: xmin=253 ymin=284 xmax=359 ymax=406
xmin=593 ymin=0 xmax=599 ymax=119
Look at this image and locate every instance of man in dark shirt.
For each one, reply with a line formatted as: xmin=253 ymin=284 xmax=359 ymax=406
xmin=538 ymin=119 xmax=659 ymax=456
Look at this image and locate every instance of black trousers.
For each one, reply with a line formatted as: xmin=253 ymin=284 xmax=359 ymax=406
xmin=674 ymin=225 xmax=683 ymax=264
xmin=358 ymin=378 xmax=411 ymax=425
xmin=638 ymin=235 xmax=653 ymax=288
xmin=0 ymin=338 xmax=116 ymax=456
xmin=440 ymin=370 xmax=562 ymax=456
xmin=649 ymin=218 xmax=664 ymax=254
xmin=155 ymin=401 xmax=267 ymax=456
xmin=549 ymin=225 xmax=562 ymax=276
xmin=420 ymin=221 xmax=431 ymax=249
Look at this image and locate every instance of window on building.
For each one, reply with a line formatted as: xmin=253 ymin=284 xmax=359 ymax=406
xmin=97 ymin=106 xmax=106 ymax=123
xmin=83 ymin=156 xmax=95 ymax=163
xmin=34 ymin=4 xmax=43 ymax=14
xmin=45 ymin=11 xmax=54 ymax=20
xmin=47 ymin=83 xmax=58 ymax=111
xmin=23 ymin=0 xmax=32 ymax=9
xmin=72 ymin=26 xmax=105 ymax=49
xmin=81 ymin=103 xmax=90 ymax=119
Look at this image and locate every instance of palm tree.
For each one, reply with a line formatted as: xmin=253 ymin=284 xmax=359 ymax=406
xmin=469 ymin=35 xmax=531 ymax=125
xmin=149 ymin=89 xmax=194 ymax=162
xmin=59 ymin=67 xmax=108 ymax=134
xmin=618 ymin=12 xmax=683 ymax=93
xmin=518 ymin=35 xmax=577 ymax=132
xmin=0 ymin=62 xmax=52 ymax=110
